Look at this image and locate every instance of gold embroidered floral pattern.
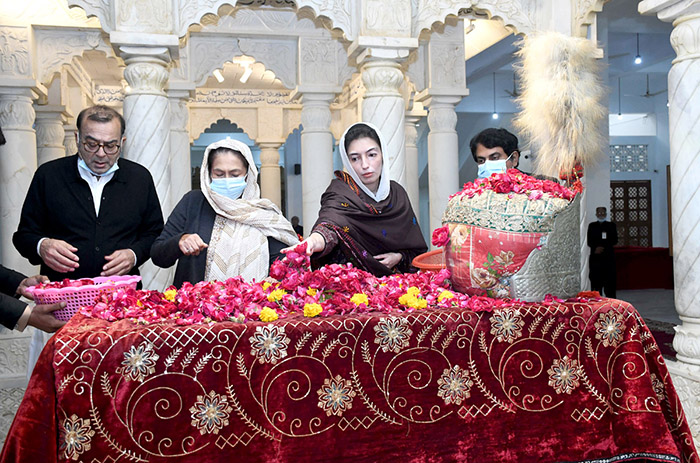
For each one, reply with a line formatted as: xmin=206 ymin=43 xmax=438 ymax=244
xmin=189 ymin=390 xmax=233 ymax=435
xmin=317 ymin=375 xmax=356 ymax=417
xmin=594 ymin=312 xmax=625 ymax=347
xmin=651 ymin=373 xmax=665 ymax=403
xmin=118 ymin=341 xmax=159 ymax=382
xmin=249 ymin=324 xmax=289 ymax=364
xmin=490 ymin=308 xmax=524 ymax=343
xmin=437 ymin=365 xmax=473 ymax=405
xmin=547 ymin=356 xmax=582 ymax=394
xmin=59 ymin=414 xmax=95 ymax=461
xmin=374 ymin=316 xmax=412 ymax=353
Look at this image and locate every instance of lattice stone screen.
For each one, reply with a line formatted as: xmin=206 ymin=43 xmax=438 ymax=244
xmin=610 ymin=144 xmax=649 ymax=172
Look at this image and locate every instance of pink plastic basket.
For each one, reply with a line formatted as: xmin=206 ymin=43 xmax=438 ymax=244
xmin=27 ymin=275 xmax=141 ymax=321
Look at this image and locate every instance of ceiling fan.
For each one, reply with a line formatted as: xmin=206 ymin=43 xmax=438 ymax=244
xmin=623 ymin=74 xmax=667 ymax=98
xmin=502 ymin=73 xmax=520 ymax=98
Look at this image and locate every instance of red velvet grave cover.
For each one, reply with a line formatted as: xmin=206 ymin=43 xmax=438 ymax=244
xmin=2 ymin=299 xmax=697 ymax=462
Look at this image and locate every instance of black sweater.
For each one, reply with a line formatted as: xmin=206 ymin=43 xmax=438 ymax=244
xmin=13 ymin=155 xmax=163 ymax=281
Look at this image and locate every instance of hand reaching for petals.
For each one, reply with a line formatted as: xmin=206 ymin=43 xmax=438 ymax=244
xmin=282 ymin=232 xmax=325 ymax=256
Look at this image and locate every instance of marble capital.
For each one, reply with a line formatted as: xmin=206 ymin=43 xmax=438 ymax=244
xmin=639 ymin=0 xmax=700 ymax=23
xmin=349 ymin=36 xmax=418 ymax=63
xmin=669 ymin=14 xmax=700 ymax=63
xmin=298 ymin=93 xmax=334 ymax=132
xmin=35 ymin=105 xmax=68 ymax=165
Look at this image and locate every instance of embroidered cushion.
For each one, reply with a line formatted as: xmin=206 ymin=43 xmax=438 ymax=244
xmin=441 ymin=173 xmax=580 ymax=301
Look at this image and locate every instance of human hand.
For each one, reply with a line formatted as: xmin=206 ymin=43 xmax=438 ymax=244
xmin=179 ymin=233 xmax=208 ymax=256
xmin=282 ymin=232 xmax=325 ymax=255
xmin=17 ymin=275 xmax=49 ymax=300
xmin=594 ymin=246 xmax=604 ymax=255
xmin=101 ymin=249 xmax=136 ymax=276
xmin=27 ymin=302 xmax=67 ymax=333
xmin=39 ymin=239 xmax=79 ymax=273
xmin=374 ymin=252 xmax=402 ymax=269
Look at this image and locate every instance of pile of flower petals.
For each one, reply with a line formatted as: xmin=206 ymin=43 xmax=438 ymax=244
xmin=450 ymin=169 xmax=578 ymax=202
xmin=81 ymin=243 xmax=519 ymax=325
xmin=35 ymin=278 xmax=97 ymax=289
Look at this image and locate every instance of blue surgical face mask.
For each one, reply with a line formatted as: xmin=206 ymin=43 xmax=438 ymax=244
xmin=477 ymin=153 xmax=513 ymax=178
xmin=78 ymin=157 xmax=119 ymax=177
xmin=210 ymin=177 xmax=246 ymax=200
xmin=597 ymin=216 xmax=607 ymax=222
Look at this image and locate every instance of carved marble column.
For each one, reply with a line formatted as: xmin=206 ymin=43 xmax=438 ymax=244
xmin=361 ymin=59 xmax=406 ymax=186
xmin=167 ymin=90 xmax=191 ymax=214
xmin=259 ymin=143 xmax=282 ymax=208
xmin=120 ymin=46 xmax=173 ymax=290
xmin=425 ymin=95 xmax=461 ymax=240
xmin=34 ymin=106 xmax=67 ymax=166
xmin=63 ymin=122 xmax=78 ymax=155
xmin=640 ymin=0 xmax=700 ymax=448
xmin=300 ymin=93 xmax=334 ymax=238
xmin=404 ymin=113 xmax=423 ymax=218
xmin=0 ymin=90 xmax=37 ymax=274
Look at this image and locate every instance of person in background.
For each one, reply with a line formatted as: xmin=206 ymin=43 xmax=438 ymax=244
xmin=291 ymin=216 xmax=303 ymax=237
xmin=469 ymin=128 xmax=521 ymax=178
xmin=0 ymin=265 xmax=65 ymax=333
xmin=587 ymin=206 xmax=618 ymax=298
xmin=287 ymin=122 xmax=426 ymax=276
xmin=151 ymin=139 xmax=299 ymax=287
xmin=13 ymin=105 xmax=163 ymax=282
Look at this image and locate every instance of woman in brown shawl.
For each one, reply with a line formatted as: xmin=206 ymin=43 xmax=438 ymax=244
xmin=291 ymin=122 xmax=426 ymax=276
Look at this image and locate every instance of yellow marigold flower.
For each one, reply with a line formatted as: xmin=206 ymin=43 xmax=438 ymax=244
xmin=398 ymin=293 xmax=413 ymax=306
xmin=306 ymin=288 xmax=318 ymax=296
xmin=259 ymin=307 xmax=279 ymax=322
xmin=303 ymin=303 xmax=323 ymax=318
xmin=163 ymin=289 xmax=177 ymax=302
xmin=407 ymin=286 xmax=420 ymax=297
xmin=267 ymin=289 xmax=286 ymax=302
xmin=438 ymin=290 xmax=455 ymax=302
xmin=136 ymin=300 xmax=143 ymax=307
xmin=350 ymin=293 xmax=369 ymax=306
xmin=262 ymin=281 xmax=272 ymax=291
xmin=416 ymin=298 xmax=427 ymax=309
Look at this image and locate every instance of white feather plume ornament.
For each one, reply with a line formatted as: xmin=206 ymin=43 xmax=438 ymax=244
xmin=513 ymin=32 xmax=607 ymax=179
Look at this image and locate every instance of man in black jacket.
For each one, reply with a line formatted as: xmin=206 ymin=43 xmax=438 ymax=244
xmin=0 ymin=265 xmax=65 ymax=332
xmin=587 ymin=206 xmax=618 ymax=298
xmin=13 ymin=105 xmax=163 ymax=282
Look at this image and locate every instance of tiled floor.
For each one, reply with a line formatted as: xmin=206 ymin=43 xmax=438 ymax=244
xmin=617 ymin=288 xmax=681 ymax=326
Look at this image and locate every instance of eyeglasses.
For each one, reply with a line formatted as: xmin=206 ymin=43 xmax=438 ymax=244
xmin=80 ymin=138 xmax=121 ymax=155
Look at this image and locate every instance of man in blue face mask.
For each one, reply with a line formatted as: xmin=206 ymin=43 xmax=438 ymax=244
xmin=469 ymin=128 xmax=521 ymax=178
xmin=13 ymin=105 xmax=164 ymax=283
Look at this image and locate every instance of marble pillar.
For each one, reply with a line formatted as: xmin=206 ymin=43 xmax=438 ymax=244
xmin=300 ymin=93 xmax=334 ymax=238
xmin=0 ymin=90 xmax=37 ymax=274
xmin=361 ymin=60 xmax=406 ymax=186
xmin=426 ymin=95 xmax=460 ymax=240
xmin=34 ymin=106 xmax=67 ymax=166
xmin=404 ymin=114 xmax=422 ymax=218
xmin=664 ymin=14 xmax=700 ymax=366
xmin=259 ymin=143 xmax=282 ymax=208
xmin=121 ymin=47 xmax=173 ymax=290
xmin=168 ymin=90 xmax=191 ymax=215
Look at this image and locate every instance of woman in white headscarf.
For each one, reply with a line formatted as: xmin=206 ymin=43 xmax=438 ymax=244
xmin=151 ymin=139 xmax=299 ymax=286
xmin=290 ymin=122 xmax=426 ymax=276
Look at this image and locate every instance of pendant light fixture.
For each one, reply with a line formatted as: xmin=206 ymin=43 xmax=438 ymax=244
xmin=617 ymin=77 xmax=623 ymax=119
xmin=634 ymin=33 xmax=642 ymax=65
xmin=492 ymin=73 xmax=499 ymax=120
